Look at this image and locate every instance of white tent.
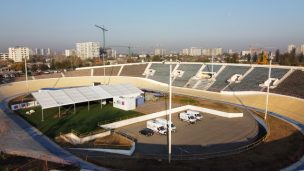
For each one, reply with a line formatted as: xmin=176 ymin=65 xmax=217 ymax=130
xmin=32 ymin=83 xmax=143 ymax=121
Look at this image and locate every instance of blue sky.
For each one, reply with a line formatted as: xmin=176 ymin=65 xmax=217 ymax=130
xmin=0 ymin=0 xmax=303 ymax=52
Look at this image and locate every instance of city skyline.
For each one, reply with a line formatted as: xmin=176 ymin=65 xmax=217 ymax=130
xmin=0 ymin=0 xmax=304 ymax=52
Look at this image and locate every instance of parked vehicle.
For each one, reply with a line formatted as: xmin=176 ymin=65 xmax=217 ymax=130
xmin=146 ymin=120 xmax=167 ymax=135
xmin=186 ymin=110 xmax=203 ymax=120
xmin=139 ymin=128 xmax=154 ymax=136
xmin=155 ymin=118 xmax=176 ymax=132
xmin=179 ymin=112 xmax=196 ymax=123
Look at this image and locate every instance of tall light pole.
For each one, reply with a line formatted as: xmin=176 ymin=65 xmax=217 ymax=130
xmin=24 ymin=56 xmax=29 ymax=94
xmin=265 ymin=52 xmax=273 ymax=120
xmin=168 ymin=59 xmax=172 ymax=163
xmin=95 ymin=25 xmax=108 ymax=80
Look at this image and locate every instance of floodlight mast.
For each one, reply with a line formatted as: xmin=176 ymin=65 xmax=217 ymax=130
xmin=168 ymin=59 xmax=172 ymax=163
xmin=95 ymin=25 xmax=108 ymax=81
xmin=162 ymin=57 xmax=174 ymax=164
xmin=265 ymin=52 xmax=273 ymax=121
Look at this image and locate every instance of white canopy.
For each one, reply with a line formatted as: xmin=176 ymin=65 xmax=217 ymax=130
xmin=32 ymin=83 xmax=143 ymax=109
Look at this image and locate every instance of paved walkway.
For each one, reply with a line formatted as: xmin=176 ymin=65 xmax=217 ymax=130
xmin=0 ymin=96 xmax=108 ymax=171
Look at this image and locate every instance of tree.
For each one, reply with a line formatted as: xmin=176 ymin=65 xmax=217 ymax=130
xmin=31 ymin=64 xmax=38 ymax=72
xmin=231 ymin=53 xmax=239 ymax=63
xmin=275 ymin=49 xmax=280 ymax=63
xmin=252 ymin=52 xmax=258 ymax=63
xmin=39 ymin=64 xmax=49 ymax=71
xmin=289 ymin=48 xmax=299 ymax=66
xmin=298 ymin=53 xmax=304 ymax=64
xmin=10 ymin=62 xmax=25 ymax=72
xmin=246 ymin=54 xmax=251 ymax=63
xmin=152 ymin=55 xmax=161 ymax=61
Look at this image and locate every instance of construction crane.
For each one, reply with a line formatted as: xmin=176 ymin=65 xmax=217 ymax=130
xmin=95 ymin=24 xmax=108 ymax=79
xmin=110 ymin=45 xmax=135 ymax=57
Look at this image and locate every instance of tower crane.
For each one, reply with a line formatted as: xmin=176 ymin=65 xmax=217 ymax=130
xmin=110 ymin=45 xmax=135 ymax=57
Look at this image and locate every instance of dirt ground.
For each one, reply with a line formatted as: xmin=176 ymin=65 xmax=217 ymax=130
xmin=135 ymin=94 xmax=241 ymax=115
xmin=94 ymin=133 xmax=133 ymax=146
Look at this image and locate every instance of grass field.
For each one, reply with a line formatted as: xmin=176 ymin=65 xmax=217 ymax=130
xmin=17 ymin=102 xmax=143 ymax=138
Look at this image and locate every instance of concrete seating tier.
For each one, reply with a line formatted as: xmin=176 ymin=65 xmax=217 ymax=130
xmin=270 ymin=70 xmax=304 ymax=99
xmin=94 ymin=66 xmax=121 ymax=76
xmin=202 ymin=64 xmax=222 ymax=73
xmin=185 ymin=79 xmax=198 ymax=88
xmin=195 ymin=79 xmax=214 ymax=90
xmin=120 ymin=64 xmax=148 ymax=77
xmin=64 ymin=70 xmax=91 ymax=77
xmin=208 ymin=66 xmax=249 ymax=92
xmin=148 ymin=63 xmax=176 ymax=84
xmin=226 ymin=67 xmax=288 ymax=91
xmin=173 ymin=64 xmax=202 ymax=87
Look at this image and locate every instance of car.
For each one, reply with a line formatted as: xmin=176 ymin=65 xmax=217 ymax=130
xmin=139 ymin=128 xmax=154 ymax=136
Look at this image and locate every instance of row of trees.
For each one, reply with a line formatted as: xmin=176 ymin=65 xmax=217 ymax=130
xmin=224 ymin=49 xmax=304 ymax=66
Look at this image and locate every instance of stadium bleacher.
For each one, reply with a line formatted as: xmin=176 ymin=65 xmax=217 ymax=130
xmin=208 ymin=66 xmax=249 ymax=92
xmin=4 ymin=62 xmax=304 ymax=100
xmin=195 ymin=79 xmax=214 ymax=90
xmin=147 ymin=63 xmax=176 ymax=84
xmin=172 ymin=64 xmax=202 ymax=87
xmin=94 ymin=66 xmax=121 ymax=76
xmin=120 ymin=63 xmax=147 ymax=77
xmin=64 ymin=69 xmax=91 ymax=77
xmin=270 ymin=70 xmax=304 ymax=99
xmin=202 ymin=64 xmax=222 ymax=73
xmin=226 ymin=67 xmax=289 ymax=91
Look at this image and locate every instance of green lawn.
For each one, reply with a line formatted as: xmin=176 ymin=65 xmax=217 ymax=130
xmin=17 ymin=102 xmax=143 ymax=138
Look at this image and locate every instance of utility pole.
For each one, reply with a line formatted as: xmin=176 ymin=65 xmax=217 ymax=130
xmin=95 ymin=25 xmax=108 ymax=81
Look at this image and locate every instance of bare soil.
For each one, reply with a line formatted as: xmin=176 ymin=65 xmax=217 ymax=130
xmin=135 ymin=94 xmax=240 ymax=114
xmin=94 ymin=133 xmax=133 ymax=146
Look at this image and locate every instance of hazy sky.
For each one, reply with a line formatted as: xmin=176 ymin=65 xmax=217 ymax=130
xmin=0 ymin=0 xmax=303 ymax=52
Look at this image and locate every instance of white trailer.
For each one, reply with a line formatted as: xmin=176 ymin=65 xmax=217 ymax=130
xmin=186 ymin=110 xmax=203 ymax=120
xmin=179 ymin=112 xmax=196 ymax=123
xmin=155 ymin=118 xmax=176 ymax=132
xmin=146 ymin=120 xmax=167 ymax=135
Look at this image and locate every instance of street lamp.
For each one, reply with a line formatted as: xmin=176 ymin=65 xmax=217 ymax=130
xmin=24 ymin=56 xmax=29 ymax=94
xmin=265 ymin=52 xmax=274 ymax=120
xmin=163 ymin=58 xmax=179 ymax=163
xmin=168 ymin=59 xmax=172 ymax=163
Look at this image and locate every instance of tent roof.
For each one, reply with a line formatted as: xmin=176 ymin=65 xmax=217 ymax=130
xmin=32 ymin=83 xmax=143 ymax=109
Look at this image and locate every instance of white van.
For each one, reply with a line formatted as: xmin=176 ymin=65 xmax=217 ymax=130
xmin=146 ymin=120 xmax=167 ymax=135
xmin=179 ymin=112 xmax=196 ymax=124
xmin=186 ymin=110 xmax=203 ymax=120
xmin=155 ymin=118 xmax=176 ymax=132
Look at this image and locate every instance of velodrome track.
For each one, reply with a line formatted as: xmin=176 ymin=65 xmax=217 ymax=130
xmin=0 ymin=76 xmax=304 ymax=169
